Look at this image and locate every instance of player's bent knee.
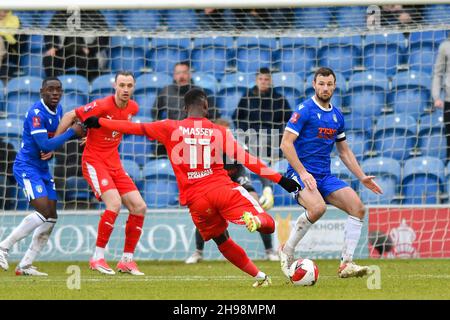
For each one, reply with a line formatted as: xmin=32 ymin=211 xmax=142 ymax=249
xmin=132 ymin=202 xmax=147 ymax=215
xmin=309 ymin=202 xmax=326 ymax=218
xmin=105 ymin=199 xmax=122 ymax=213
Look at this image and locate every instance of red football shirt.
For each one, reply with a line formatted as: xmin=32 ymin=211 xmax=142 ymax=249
xmin=75 ymin=95 xmax=139 ymax=169
xmin=98 ymin=117 xmax=282 ymax=205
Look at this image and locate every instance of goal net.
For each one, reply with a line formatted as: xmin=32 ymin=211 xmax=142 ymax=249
xmin=0 ymin=2 xmax=449 ymax=261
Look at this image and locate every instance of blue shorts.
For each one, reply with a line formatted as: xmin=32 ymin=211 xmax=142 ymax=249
xmin=287 ymin=171 xmax=348 ymax=199
xmin=13 ymin=162 xmax=57 ymax=201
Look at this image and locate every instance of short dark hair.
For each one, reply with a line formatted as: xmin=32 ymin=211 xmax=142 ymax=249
xmin=257 ymin=67 xmax=271 ymax=75
xmin=174 ymin=61 xmax=191 ymax=69
xmin=314 ymin=67 xmax=336 ymax=82
xmin=184 ymin=88 xmax=207 ymax=109
xmin=42 ymin=77 xmax=62 ymax=88
xmin=115 ymin=71 xmax=135 ymax=82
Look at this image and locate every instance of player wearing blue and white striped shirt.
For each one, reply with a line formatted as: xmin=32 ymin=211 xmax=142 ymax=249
xmin=279 ymin=67 xmax=383 ymax=279
xmin=0 ymin=77 xmax=83 ymax=276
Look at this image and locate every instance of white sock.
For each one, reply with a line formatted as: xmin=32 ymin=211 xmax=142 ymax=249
xmin=284 ymin=211 xmax=313 ymax=255
xmin=93 ymin=247 xmax=105 ymax=260
xmin=19 ymin=218 xmax=57 ymax=268
xmin=121 ymin=252 xmax=134 ymax=262
xmin=0 ymin=211 xmax=46 ymax=251
xmin=255 ymin=271 xmax=266 ymax=280
xmin=341 ymin=216 xmax=364 ymax=263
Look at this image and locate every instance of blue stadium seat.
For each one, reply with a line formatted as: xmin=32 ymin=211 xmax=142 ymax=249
xmin=191 ymin=72 xmax=219 ymax=95
xmin=134 ymin=72 xmax=173 ymax=117
xmin=293 ymin=7 xmax=332 ymax=29
xmin=272 ymin=159 xmax=289 ymax=174
xmin=0 ymin=80 xmax=4 ymax=115
xmin=58 ymin=75 xmax=90 ymax=110
xmin=304 ymin=72 xmax=346 ymax=107
xmin=423 ymin=5 xmax=450 ymax=24
xmin=418 ymin=111 xmax=446 ymax=162
xmin=143 ymin=158 xmax=178 ymax=208
xmin=272 ymin=72 xmax=305 ymax=110
xmin=235 ymin=37 xmax=277 ymax=73
xmin=346 ymin=131 xmax=371 ymax=162
xmin=19 ymin=52 xmax=44 ymax=77
xmin=318 ymin=36 xmax=363 ymax=79
xmin=409 ymin=30 xmax=448 ymax=50
xmin=389 ymin=71 xmax=431 ymax=120
xmin=216 ymin=88 xmax=245 ymax=120
xmin=220 ymin=72 xmax=255 ymax=91
xmin=364 ymin=33 xmax=407 ymax=77
xmin=6 ymin=76 xmax=42 ymax=118
xmin=65 ymin=177 xmax=91 ymax=202
xmin=359 ymin=157 xmax=400 ymax=204
xmin=120 ymin=135 xmax=154 ymax=167
xmin=276 ymin=37 xmax=318 ymax=76
xmin=407 ymin=31 xmax=442 ymax=75
xmin=110 ymin=36 xmax=148 ymax=75
xmin=330 ymin=156 xmax=355 ymax=188
xmin=335 ymin=6 xmax=367 ymax=28
xmin=0 ymin=118 xmax=23 ymax=138
xmin=6 ymin=185 xmax=30 ymax=210
xmin=146 ymin=38 xmax=190 ymax=73
xmin=165 ymin=9 xmax=199 ymax=31
xmin=343 ymin=113 xmax=373 ymax=136
xmin=121 ymin=159 xmax=143 ymax=190
xmin=121 ymin=10 xmax=160 ymax=31
xmin=346 ymin=71 xmax=389 ymax=117
xmin=402 ymin=156 xmax=445 ymax=204
xmin=100 ymin=10 xmax=121 ymax=29
xmin=90 ymin=74 xmax=116 ymax=100
xmin=191 ymin=37 xmax=234 ymax=79
xmin=373 ymin=114 xmax=417 ymax=161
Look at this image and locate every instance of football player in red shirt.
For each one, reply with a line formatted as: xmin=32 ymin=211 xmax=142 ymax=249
xmin=56 ymin=71 xmax=147 ymax=276
xmin=83 ymin=88 xmax=300 ymax=287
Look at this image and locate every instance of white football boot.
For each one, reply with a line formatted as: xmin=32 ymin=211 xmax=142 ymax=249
xmin=185 ymin=250 xmax=203 ymax=264
xmin=15 ymin=265 xmax=48 ymax=276
xmin=252 ymin=275 xmax=272 ymax=288
xmin=338 ymin=261 xmax=371 ymax=278
xmin=278 ymin=244 xmax=294 ymax=278
xmin=0 ymin=248 xmax=9 ymax=271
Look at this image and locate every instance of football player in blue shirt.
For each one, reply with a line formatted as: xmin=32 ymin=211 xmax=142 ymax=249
xmin=279 ymin=67 xmax=383 ymax=279
xmin=0 ymin=77 xmax=83 ymax=276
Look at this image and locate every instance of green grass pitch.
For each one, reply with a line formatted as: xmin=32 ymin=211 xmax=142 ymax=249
xmin=0 ymin=259 xmax=449 ymax=300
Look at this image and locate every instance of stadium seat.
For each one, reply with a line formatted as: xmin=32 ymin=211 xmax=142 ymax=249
xmin=6 ymin=76 xmax=42 ymax=118
xmin=120 ymin=135 xmax=154 ymax=167
xmin=121 ymin=159 xmax=143 ymax=190
xmin=235 ymin=37 xmax=277 ymax=73
xmin=271 ymin=159 xmax=289 ymax=174
xmin=110 ymin=36 xmax=148 ymax=75
xmin=402 ymin=156 xmax=445 ymax=204
xmin=359 ymin=157 xmax=401 ymax=204
xmin=58 ymin=75 xmax=90 ymax=110
xmin=304 ymin=72 xmax=346 ymax=107
xmin=276 ymin=37 xmax=318 ymax=76
xmin=388 ymin=71 xmax=431 ymax=120
xmin=90 ymin=73 xmax=116 ymax=100
xmin=134 ymin=73 xmax=173 ymax=117
xmin=373 ymin=114 xmax=417 ymax=161
xmin=216 ymin=88 xmax=245 ymax=120
xmin=0 ymin=118 xmax=22 ymax=139
xmin=0 ymin=80 xmax=4 ymax=115
xmin=64 ymin=177 xmax=91 ymax=202
xmin=220 ymin=72 xmax=255 ymax=91
xmin=191 ymin=37 xmax=234 ymax=79
xmin=345 ymin=131 xmax=371 ymax=162
xmin=165 ymin=9 xmax=199 ymax=31
xmin=19 ymin=52 xmax=45 ymax=78
xmin=146 ymin=38 xmax=190 ymax=73
xmin=272 ymin=72 xmax=305 ymax=110
xmin=318 ymin=36 xmax=363 ymax=79
xmin=407 ymin=39 xmax=440 ymax=75
xmin=191 ymin=72 xmax=219 ymax=95
xmin=346 ymin=71 xmax=389 ymax=117
xmin=292 ymin=7 xmax=332 ymax=29
xmin=363 ymin=33 xmax=407 ymax=77
xmin=343 ymin=113 xmax=373 ymax=136
xmin=6 ymin=185 xmax=29 ymax=210
xmin=121 ymin=10 xmax=160 ymax=31
xmin=330 ymin=156 xmax=355 ymax=188
xmin=418 ymin=111 xmax=446 ymax=162
xmin=143 ymin=158 xmax=178 ymax=208
xmin=100 ymin=10 xmax=121 ymax=29
xmin=409 ymin=30 xmax=448 ymax=51
xmin=335 ymin=6 xmax=367 ymax=28
xmin=423 ymin=5 xmax=450 ymax=24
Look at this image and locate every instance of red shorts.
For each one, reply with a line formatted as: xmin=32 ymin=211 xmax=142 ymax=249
xmin=188 ymin=183 xmax=266 ymax=241
xmin=82 ymin=160 xmax=138 ymax=200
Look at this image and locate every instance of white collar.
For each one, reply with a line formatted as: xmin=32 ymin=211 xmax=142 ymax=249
xmin=40 ymin=99 xmax=57 ymax=115
xmin=312 ymin=96 xmax=333 ymax=112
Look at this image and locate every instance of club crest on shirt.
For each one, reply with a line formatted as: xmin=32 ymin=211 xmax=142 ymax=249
xmin=83 ymin=102 xmax=96 ymax=113
xmin=289 ymin=112 xmax=300 ymax=124
xmin=36 ymin=185 xmax=43 ymax=193
xmin=333 ymin=113 xmax=338 ymax=123
xmin=101 ymin=179 xmax=109 ymax=186
xmin=32 ymin=116 xmax=41 ymax=128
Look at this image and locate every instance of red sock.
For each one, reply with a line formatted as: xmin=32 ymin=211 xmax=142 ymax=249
xmin=96 ymin=210 xmax=118 ymax=248
xmin=218 ymin=238 xmax=259 ymax=277
xmin=256 ymin=212 xmax=275 ymax=234
xmin=124 ymin=214 xmax=145 ymax=253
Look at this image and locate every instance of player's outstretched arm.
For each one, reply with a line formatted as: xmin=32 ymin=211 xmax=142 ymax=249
xmin=336 ymin=140 xmax=383 ymax=195
xmin=55 ymin=110 xmax=78 ymax=136
xmin=83 ymin=116 xmax=146 ymax=135
xmin=280 ymin=130 xmax=317 ymax=190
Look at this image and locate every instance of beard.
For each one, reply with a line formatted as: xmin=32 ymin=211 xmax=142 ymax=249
xmin=316 ymin=93 xmax=332 ymax=105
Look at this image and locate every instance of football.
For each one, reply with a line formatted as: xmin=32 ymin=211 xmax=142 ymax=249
xmin=289 ymin=258 xmax=319 ymax=286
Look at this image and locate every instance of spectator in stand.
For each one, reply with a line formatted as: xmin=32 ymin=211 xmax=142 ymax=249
xmin=0 ymin=10 xmax=20 ymax=81
xmin=432 ymin=36 xmax=450 ymax=163
xmin=43 ymin=10 xmax=109 ymax=81
xmin=152 ymin=61 xmax=220 ymax=156
xmin=232 ymin=67 xmax=291 ymax=161
xmin=367 ymin=5 xmax=423 ymax=27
